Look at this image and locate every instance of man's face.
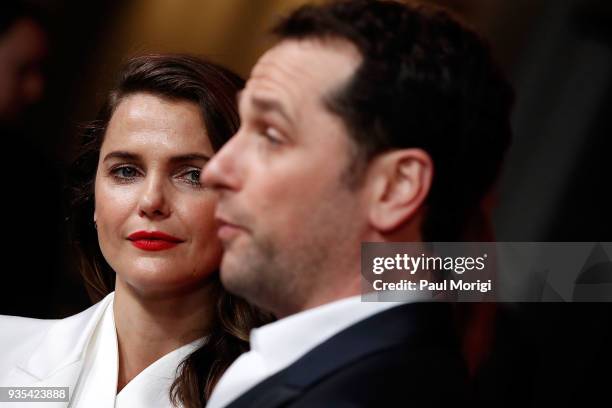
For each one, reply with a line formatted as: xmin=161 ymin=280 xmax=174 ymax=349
xmin=202 ymin=39 xmax=365 ymax=315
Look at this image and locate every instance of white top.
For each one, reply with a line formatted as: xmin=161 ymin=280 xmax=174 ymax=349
xmin=69 ymin=295 xmax=204 ymax=408
xmin=206 ymin=295 xmax=407 ymax=408
xmin=0 ymin=293 xmax=203 ymax=408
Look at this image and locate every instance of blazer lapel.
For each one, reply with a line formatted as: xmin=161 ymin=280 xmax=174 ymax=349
xmin=1 ymin=362 xmax=84 ymax=408
xmin=8 ymin=294 xmax=114 ymax=407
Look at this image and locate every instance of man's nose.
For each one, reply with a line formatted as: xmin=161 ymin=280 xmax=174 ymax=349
xmin=201 ymin=133 xmax=242 ymax=192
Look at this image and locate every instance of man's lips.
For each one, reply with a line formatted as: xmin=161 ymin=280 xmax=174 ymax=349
xmin=216 ymin=217 xmax=247 ymax=241
xmin=127 ymin=231 xmax=184 ymax=251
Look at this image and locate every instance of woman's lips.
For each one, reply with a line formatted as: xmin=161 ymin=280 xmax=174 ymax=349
xmin=127 ymin=231 xmax=184 ymax=251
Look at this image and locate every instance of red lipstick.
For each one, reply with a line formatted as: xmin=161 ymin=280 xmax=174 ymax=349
xmin=127 ymin=231 xmax=184 ymax=251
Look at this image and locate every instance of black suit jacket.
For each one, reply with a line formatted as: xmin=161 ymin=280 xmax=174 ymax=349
xmin=224 ymin=302 xmax=467 ymax=407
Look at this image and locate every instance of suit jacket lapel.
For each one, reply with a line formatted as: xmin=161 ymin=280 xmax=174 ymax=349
xmin=226 ymin=302 xmax=454 ymax=408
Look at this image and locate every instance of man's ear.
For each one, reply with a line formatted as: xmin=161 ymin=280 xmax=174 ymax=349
xmin=366 ymin=148 xmax=433 ymax=233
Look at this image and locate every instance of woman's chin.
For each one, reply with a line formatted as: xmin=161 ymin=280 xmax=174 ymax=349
xmin=115 ymin=269 xmax=215 ymax=299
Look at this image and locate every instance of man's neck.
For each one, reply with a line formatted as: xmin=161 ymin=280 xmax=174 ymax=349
xmin=275 ymin=274 xmax=362 ymax=319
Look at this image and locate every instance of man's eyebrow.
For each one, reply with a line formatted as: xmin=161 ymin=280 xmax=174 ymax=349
xmin=241 ymin=91 xmax=293 ymax=124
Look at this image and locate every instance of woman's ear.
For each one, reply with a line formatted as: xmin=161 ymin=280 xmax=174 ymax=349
xmin=367 ymin=148 xmax=433 ymax=233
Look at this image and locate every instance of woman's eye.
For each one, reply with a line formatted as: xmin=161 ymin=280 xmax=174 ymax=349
xmin=179 ymin=169 xmax=202 ymax=186
xmin=111 ymin=165 xmax=140 ymax=181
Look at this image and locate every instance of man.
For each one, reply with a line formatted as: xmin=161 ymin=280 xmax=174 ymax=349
xmin=202 ymin=0 xmax=513 ymax=406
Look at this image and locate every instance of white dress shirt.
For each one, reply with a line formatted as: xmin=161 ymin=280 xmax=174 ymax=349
xmin=207 ymin=295 xmax=410 ymax=408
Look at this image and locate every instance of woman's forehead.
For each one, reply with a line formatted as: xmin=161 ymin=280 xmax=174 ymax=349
xmin=103 ymin=93 xmax=213 ymax=155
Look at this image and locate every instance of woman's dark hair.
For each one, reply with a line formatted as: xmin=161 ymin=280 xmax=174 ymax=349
xmin=68 ymin=54 xmax=271 ymax=407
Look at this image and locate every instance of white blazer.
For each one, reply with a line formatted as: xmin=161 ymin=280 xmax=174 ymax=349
xmin=0 ymin=293 xmax=200 ymax=408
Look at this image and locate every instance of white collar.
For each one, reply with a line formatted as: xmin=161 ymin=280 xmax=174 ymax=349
xmin=250 ymin=295 xmax=399 ymax=375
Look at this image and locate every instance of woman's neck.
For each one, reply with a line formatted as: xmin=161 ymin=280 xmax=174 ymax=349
xmin=113 ymin=278 xmax=216 ymax=392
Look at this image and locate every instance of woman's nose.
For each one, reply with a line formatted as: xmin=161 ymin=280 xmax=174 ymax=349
xmin=137 ymin=175 xmax=170 ymax=219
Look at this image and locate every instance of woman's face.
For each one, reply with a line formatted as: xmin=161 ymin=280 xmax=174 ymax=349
xmin=94 ymin=92 xmax=222 ymax=296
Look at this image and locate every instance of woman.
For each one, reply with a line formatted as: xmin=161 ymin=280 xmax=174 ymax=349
xmin=0 ymin=54 xmax=270 ymax=407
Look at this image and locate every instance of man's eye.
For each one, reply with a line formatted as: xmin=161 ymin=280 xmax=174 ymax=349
xmin=261 ymin=126 xmax=283 ymax=144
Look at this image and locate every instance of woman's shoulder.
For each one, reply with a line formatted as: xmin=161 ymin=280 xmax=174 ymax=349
xmin=0 ymin=315 xmax=57 ymax=375
xmin=0 ymin=294 xmax=115 ymax=369
xmin=0 ymin=314 xmax=57 ymax=345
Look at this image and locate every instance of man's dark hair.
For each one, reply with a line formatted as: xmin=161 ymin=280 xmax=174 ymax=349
xmin=272 ymin=0 xmax=514 ymax=241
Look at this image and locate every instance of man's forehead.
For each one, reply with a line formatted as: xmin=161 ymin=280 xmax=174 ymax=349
xmin=247 ymin=38 xmax=361 ymax=102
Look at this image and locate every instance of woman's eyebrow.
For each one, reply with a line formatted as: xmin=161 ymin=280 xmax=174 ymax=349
xmin=168 ymin=153 xmax=212 ymax=164
xmin=102 ymin=151 xmax=141 ymax=163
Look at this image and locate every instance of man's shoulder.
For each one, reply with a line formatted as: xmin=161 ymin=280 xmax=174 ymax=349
xmin=311 ymin=301 xmax=460 ymax=358
xmin=292 ymin=338 xmax=467 ymax=407
xmin=292 ymin=301 xmax=465 ymax=384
